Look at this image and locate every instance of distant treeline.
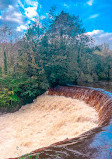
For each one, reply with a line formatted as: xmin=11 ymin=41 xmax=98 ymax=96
xmin=0 ymin=9 xmax=112 ymax=111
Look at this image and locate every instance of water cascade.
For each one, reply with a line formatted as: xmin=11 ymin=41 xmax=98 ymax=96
xmin=10 ymin=85 xmax=112 ymax=159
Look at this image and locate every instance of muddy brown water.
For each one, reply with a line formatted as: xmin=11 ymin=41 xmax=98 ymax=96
xmin=11 ymin=82 xmax=112 ymax=159
xmin=0 ymin=94 xmax=98 ymax=158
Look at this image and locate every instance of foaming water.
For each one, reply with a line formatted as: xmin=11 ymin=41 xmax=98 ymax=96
xmin=0 ymin=94 xmax=98 ymax=158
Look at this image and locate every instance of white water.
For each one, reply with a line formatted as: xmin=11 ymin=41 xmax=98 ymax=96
xmin=0 ymin=94 xmax=98 ymax=158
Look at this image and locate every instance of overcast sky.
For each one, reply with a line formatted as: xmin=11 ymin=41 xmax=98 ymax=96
xmin=0 ymin=0 xmax=112 ymax=47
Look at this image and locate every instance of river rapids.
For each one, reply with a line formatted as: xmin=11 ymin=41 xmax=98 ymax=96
xmin=0 ymin=91 xmax=98 ymax=159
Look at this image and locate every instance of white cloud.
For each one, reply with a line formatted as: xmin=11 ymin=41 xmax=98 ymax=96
xmin=0 ymin=0 xmax=41 ymax=32
xmin=99 ymin=32 xmax=112 ymax=38
xmin=86 ymin=30 xmax=112 ymax=47
xmin=25 ymin=0 xmax=38 ymax=7
xmin=0 ymin=0 xmax=15 ymax=10
xmin=25 ymin=6 xmax=38 ymax=19
xmin=64 ymin=3 xmax=70 ymax=8
xmin=24 ymin=1 xmax=38 ymax=20
xmin=86 ymin=30 xmax=104 ymax=36
xmin=16 ymin=0 xmax=40 ymax=32
xmin=18 ymin=0 xmax=24 ymax=9
xmin=5 ymin=11 xmax=23 ymax=24
xmin=16 ymin=25 xmax=27 ymax=32
xmin=8 ymin=5 xmax=14 ymax=10
xmin=87 ymin=0 xmax=94 ymax=6
xmin=1 ymin=5 xmax=23 ymax=24
xmin=40 ymin=15 xmax=46 ymax=20
xmin=89 ymin=14 xmax=99 ymax=19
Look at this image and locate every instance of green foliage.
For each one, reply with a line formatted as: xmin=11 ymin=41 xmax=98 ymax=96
xmin=0 ymin=77 xmax=20 ymax=111
xmin=0 ymin=10 xmax=112 ymax=112
xmin=0 ymin=67 xmax=2 ymax=76
xmin=18 ymin=76 xmax=49 ymax=105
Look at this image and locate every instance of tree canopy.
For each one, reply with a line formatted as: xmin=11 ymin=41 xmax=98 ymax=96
xmin=0 ymin=10 xmax=112 ymax=112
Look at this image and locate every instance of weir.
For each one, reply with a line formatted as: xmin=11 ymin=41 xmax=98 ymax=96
xmin=48 ymin=86 xmax=112 ymax=126
xmin=10 ymin=85 xmax=112 ymax=159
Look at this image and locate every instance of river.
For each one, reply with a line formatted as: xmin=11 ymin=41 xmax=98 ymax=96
xmin=15 ymin=82 xmax=112 ymax=159
xmin=1 ymin=81 xmax=112 ymax=159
